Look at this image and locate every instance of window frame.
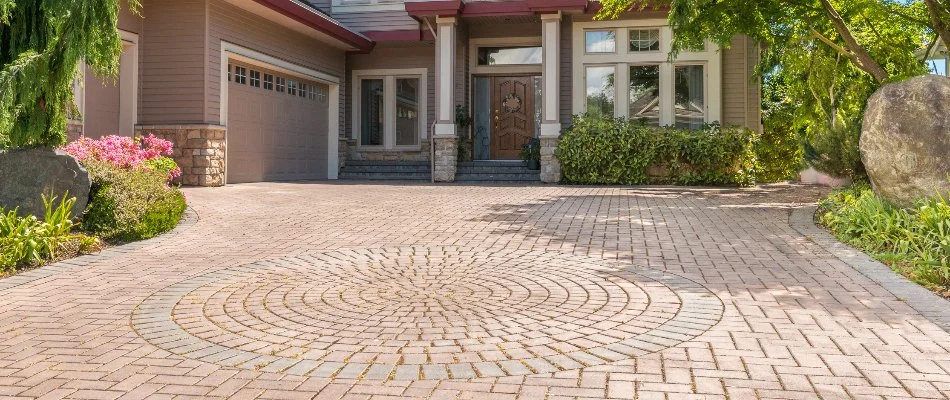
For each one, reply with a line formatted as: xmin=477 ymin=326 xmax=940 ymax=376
xmin=585 ymin=29 xmax=618 ymax=54
xmin=571 ymin=19 xmax=721 ymax=126
xmin=249 ymin=70 xmax=261 ymax=88
xmin=233 ymin=66 xmax=247 ymax=85
xmin=275 ymin=76 xmax=286 ymax=93
xmin=351 ymin=68 xmax=428 ymax=151
xmin=263 ymin=74 xmax=274 ymax=90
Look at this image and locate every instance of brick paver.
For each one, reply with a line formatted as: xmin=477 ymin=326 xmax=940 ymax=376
xmin=1 ymin=183 xmax=949 ymax=399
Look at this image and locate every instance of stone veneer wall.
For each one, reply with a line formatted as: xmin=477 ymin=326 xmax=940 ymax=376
xmin=344 ymin=140 xmax=432 ymax=162
xmin=66 ymin=120 xmax=84 ymax=142
xmin=136 ymin=125 xmax=227 ymax=187
xmin=432 ymin=136 xmax=457 ymax=182
xmin=540 ymin=137 xmax=561 ymax=184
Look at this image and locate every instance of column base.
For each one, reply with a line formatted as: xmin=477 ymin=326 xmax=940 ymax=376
xmin=539 ymin=135 xmax=561 ymax=184
xmin=137 ymin=124 xmax=227 ymax=187
xmin=432 ymin=135 xmax=458 ymax=183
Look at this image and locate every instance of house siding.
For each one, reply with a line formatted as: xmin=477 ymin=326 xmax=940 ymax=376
xmin=722 ymin=35 xmax=761 ymax=132
xmin=333 ymin=10 xmax=418 ymax=33
xmin=206 ymin=0 xmax=346 ymax=128
xmin=138 ymin=0 xmax=206 ymax=125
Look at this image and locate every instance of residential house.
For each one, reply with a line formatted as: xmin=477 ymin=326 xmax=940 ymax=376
xmin=70 ymin=0 xmax=762 ymax=185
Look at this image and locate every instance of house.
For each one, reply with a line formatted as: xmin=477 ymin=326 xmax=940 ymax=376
xmin=69 ymin=0 xmax=763 ymax=186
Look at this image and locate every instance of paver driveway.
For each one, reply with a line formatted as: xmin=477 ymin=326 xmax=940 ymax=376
xmin=1 ymin=183 xmax=949 ymax=400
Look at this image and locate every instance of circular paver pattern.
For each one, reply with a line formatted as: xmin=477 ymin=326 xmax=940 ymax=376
xmin=132 ymin=247 xmax=723 ymax=380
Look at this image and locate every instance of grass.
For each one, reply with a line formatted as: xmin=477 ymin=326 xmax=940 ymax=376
xmin=818 ymin=183 xmax=950 ymax=298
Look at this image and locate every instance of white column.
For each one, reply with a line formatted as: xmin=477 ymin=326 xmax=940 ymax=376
xmin=327 ymin=84 xmax=340 ymax=180
xmin=539 ymin=12 xmax=562 ymax=137
xmin=434 ymin=16 xmax=457 ymax=137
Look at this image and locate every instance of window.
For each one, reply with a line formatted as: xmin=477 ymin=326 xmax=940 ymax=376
xmin=629 ymin=65 xmax=660 ymax=126
xmin=477 ymin=46 xmax=542 ymax=65
xmin=586 ymin=66 xmax=615 ymax=117
xmin=629 ymin=29 xmax=660 ymax=52
xmin=353 ymin=69 xmax=426 ymax=149
xmin=309 ymin=86 xmax=318 ymax=100
xmin=674 ymin=65 xmax=705 ymax=129
xmin=360 ymin=79 xmax=384 ymax=146
xmin=586 ymin=30 xmax=616 ymax=53
xmin=276 ymin=77 xmax=286 ymax=93
xmin=263 ymin=74 xmax=274 ymax=90
xmin=395 ymin=78 xmax=419 ymax=146
xmin=234 ymin=66 xmax=247 ymax=84
xmin=228 ymin=64 xmax=232 ymax=81
xmin=249 ymin=70 xmax=261 ymax=87
xmin=287 ymin=79 xmax=297 ymax=96
xmin=299 ymin=83 xmax=308 ymax=98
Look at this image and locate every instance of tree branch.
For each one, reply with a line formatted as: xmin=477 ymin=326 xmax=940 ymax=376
xmin=924 ymin=0 xmax=950 ymax=50
xmin=817 ymin=0 xmax=890 ymax=83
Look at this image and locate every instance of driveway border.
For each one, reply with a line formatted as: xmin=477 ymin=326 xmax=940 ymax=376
xmin=0 ymin=207 xmax=199 ymax=293
xmin=789 ymin=205 xmax=950 ymax=333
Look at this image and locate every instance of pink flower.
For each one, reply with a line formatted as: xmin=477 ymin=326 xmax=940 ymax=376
xmin=61 ymin=133 xmax=180 ymax=184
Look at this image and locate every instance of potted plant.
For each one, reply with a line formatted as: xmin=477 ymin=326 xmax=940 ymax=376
xmin=521 ymin=138 xmax=541 ymax=170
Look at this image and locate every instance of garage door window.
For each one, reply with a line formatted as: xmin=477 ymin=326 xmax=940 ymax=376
xmin=288 ymin=80 xmax=297 ymax=96
xmin=234 ymin=66 xmax=247 ymax=84
xmin=250 ymin=70 xmax=261 ymax=88
xmin=263 ymin=74 xmax=274 ymax=90
xmin=276 ymin=77 xmax=285 ymax=93
xmin=354 ymin=69 xmax=427 ymax=150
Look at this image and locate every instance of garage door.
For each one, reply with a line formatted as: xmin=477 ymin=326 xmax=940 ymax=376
xmin=227 ymin=62 xmax=330 ymax=183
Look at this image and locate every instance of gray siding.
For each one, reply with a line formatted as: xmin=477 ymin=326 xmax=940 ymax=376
xmin=138 ymin=0 xmax=206 ymax=125
xmin=560 ymin=17 xmax=573 ymax=126
xmin=206 ymin=0 xmax=346 ymax=127
xmin=333 ymin=10 xmax=418 ymax=33
xmin=722 ymin=35 xmax=761 ymax=132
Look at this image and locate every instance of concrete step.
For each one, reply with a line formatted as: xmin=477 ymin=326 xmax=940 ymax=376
xmin=345 ymin=160 xmax=429 ymax=167
xmin=455 ymin=172 xmax=541 ymax=182
xmin=341 ymin=165 xmax=431 ymax=173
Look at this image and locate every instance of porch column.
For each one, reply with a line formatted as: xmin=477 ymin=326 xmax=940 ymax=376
xmin=539 ymin=12 xmax=562 ymax=184
xmin=433 ymin=16 xmax=458 ymax=182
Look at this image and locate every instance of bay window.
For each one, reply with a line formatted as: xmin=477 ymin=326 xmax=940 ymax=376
xmin=573 ymin=21 xmax=721 ymax=127
xmin=353 ymin=68 xmax=427 ymax=149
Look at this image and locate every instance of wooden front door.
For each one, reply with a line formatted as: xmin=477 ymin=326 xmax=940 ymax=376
xmin=491 ymin=76 xmax=536 ymax=160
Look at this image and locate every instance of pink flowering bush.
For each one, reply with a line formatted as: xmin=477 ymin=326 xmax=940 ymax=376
xmin=62 ymin=134 xmax=181 ymax=183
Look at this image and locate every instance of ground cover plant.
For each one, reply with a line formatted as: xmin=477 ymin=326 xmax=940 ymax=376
xmin=819 ymin=183 xmax=950 ymax=298
xmin=62 ymin=134 xmax=186 ymax=242
xmin=0 ymin=194 xmax=100 ymax=274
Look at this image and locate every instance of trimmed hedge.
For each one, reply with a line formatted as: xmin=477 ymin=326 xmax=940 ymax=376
xmin=556 ymin=115 xmax=759 ymax=186
xmin=81 ymin=160 xmax=187 ymax=241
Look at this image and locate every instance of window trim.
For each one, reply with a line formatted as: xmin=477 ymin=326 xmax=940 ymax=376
xmin=585 ymin=29 xmax=618 ymax=55
xmin=571 ymin=19 xmax=721 ymax=125
xmin=351 ymin=68 xmax=428 ymax=151
xmin=469 ymin=37 xmax=543 ymax=75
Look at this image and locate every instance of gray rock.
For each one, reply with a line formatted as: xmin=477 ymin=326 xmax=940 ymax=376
xmin=861 ymin=75 xmax=950 ymax=205
xmin=0 ymin=148 xmax=91 ymax=218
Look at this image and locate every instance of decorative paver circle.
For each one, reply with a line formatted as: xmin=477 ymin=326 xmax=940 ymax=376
xmin=132 ymin=247 xmax=723 ymax=380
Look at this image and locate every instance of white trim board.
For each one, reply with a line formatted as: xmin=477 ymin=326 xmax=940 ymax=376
xmin=350 ymin=68 xmax=429 ymax=150
xmin=219 ymin=41 xmax=342 ymax=182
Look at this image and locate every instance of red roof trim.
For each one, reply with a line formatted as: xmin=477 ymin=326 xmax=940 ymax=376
xmin=405 ymin=0 xmax=463 ymax=18
xmin=251 ymin=0 xmax=375 ymax=52
xmin=463 ymin=2 xmax=533 ymax=17
xmin=526 ymin=0 xmax=589 ymax=13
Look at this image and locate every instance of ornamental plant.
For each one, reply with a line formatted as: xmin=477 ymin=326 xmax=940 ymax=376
xmin=62 ymin=134 xmax=181 ymax=183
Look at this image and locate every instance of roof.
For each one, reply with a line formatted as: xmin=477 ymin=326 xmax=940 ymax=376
xmin=253 ymin=0 xmax=375 ymax=52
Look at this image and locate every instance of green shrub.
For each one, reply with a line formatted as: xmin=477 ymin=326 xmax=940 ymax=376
xmin=805 ymin=122 xmax=864 ymax=178
xmin=0 ymin=194 xmax=99 ymax=271
xmin=556 ymin=114 xmax=759 ymax=186
xmin=819 ymin=184 xmax=950 ymax=294
xmin=82 ymin=160 xmax=187 ymax=241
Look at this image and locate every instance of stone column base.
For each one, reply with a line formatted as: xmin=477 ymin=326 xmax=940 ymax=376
xmin=540 ymin=136 xmax=561 ymax=184
xmin=66 ymin=120 xmax=84 ymax=142
xmin=137 ymin=125 xmax=227 ymax=187
xmin=432 ymin=135 xmax=458 ymax=182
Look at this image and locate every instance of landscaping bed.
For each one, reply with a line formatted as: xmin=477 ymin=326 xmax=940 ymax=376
xmin=818 ymin=183 xmax=950 ymax=299
xmin=0 ymin=135 xmax=186 ymax=275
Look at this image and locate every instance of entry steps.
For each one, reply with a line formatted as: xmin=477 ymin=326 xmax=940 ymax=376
xmin=338 ymin=160 xmax=541 ymax=182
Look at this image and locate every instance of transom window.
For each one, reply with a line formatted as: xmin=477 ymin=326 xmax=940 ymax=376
xmin=249 ymin=70 xmax=261 ymax=87
xmin=477 ymin=46 xmax=542 ymax=66
xmin=573 ymin=21 xmax=721 ymax=126
xmin=353 ymin=69 xmax=427 ymax=149
xmin=585 ymin=30 xmax=616 ymax=53
xmin=234 ymin=66 xmax=247 ymax=85
xmin=263 ymin=74 xmax=274 ymax=90
xmin=629 ymin=29 xmax=660 ymax=52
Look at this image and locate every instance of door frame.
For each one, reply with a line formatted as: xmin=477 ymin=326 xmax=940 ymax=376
xmin=219 ymin=41 xmax=341 ymax=183
xmin=471 ymin=73 xmax=542 ymax=160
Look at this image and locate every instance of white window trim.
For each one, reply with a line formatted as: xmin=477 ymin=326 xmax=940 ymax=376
xmin=351 ymin=68 xmax=428 ymax=151
xmin=219 ymin=41 xmax=341 ymax=181
xmin=469 ymin=37 xmax=543 ymax=75
xmin=572 ymin=19 xmax=722 ymax=126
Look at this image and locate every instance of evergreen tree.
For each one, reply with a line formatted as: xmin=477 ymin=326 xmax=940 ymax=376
xmin=0 ymin=0 xmax=140 ymax=148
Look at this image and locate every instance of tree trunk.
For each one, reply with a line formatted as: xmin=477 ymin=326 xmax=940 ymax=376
xmin=817 ymin=0 xmax=890 ymax=83
xmin=924 ymin=0 xmax=950 ymax=51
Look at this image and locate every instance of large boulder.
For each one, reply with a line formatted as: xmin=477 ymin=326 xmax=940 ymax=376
xmin=0 ymin=148 xmax=91 ymax=218
xmin=861 ymin=75 xmax=950 ymax=205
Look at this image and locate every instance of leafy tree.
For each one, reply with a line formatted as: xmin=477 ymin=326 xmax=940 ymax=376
xmin=0 ymin=0 xmax=139 ymax=149
xmin=598 ymin=0 xmax=934 ymax=177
